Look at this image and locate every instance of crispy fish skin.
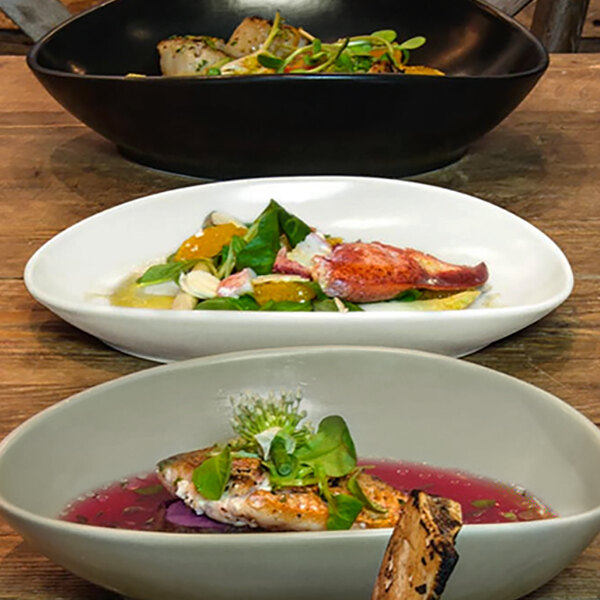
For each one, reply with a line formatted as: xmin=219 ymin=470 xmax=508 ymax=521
xmin=157 ymin=447 xmax=407 ymax=531
xmin=372 ymin=490 xmax=462 ymax=600
xmin=312 ymin=242 xmax=488 ymax=303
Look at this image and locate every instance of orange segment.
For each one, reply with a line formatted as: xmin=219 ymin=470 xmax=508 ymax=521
xmin=253 ymin=281 xmax=317 ymax=306
xmin=174 ymin=223 xmax=247 ymax=261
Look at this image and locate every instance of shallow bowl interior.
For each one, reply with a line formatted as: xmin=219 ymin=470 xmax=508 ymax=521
xmin=24 ymin=176 xmax=573 ymax=360
xmin=0 ymin=347 xmax=599 ymax=600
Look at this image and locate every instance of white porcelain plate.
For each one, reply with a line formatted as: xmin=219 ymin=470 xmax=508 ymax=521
xmin=24 ymin=176 xmax=573 ymax=361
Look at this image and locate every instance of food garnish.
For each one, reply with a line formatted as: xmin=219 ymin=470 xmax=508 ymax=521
xmin=372 ymin=490 xmax=462 ymax=600
xmin=157 ymin=392 xmax=407 ymax=531
xmin=111 ymin=199 xmax=488 ymax=312
xmin=157 ymin=13 xmax=444 ymax=78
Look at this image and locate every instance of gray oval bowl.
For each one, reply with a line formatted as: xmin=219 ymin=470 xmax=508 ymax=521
xmin=0 ymin=347 xmax=599 ymax=600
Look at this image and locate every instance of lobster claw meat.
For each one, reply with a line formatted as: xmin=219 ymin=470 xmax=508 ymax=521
xmin=311 ymin=242 xmax=488 ymax=303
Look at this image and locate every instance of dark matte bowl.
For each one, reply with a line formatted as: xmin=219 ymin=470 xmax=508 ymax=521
xmin=27 ymin=0 xmax=548 ymax=179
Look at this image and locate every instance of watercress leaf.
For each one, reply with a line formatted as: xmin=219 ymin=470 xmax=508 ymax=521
xmin=371 ymin=29 xmax=397 ymax=42
xmin=192 ymin=446 xmax=232 ymax=500
xmin=195 ymin=295 xmax=259 ymax=311
xmin=396 ymin=36 xmax=426 ymax=50
xmin=326 ymin=493 xmax=364 ymax=530
xmin=236 ymin=206 xmax=281 ymax=274
xmin=295 ymin=415 xmax=357 ymax=477
xmin=271 ymin=434 xmax=297 ymax=476
xmin=257 ymin=52 xmax=285 ymax=70
xmin=136 ymin=260 xmax=197 ymax=286
xmin=347 ymin=471 xmax=387 ymax=513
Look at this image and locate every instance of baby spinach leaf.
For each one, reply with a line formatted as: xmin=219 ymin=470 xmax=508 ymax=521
xmin=136 ymin=260 xmax=197 ymax=286
xmin=196 ymin=295 xmax=259 ymax=311
xmin=394 ymin=289 xmax=422 ymax=302
xmin=295 ymin=415 xmax=357 ymax=477
xmin=326 ymin=493 xmax=364 ymax=530
xmin=217 ymin=235 xmax=247 ymax=279
xmin=273 ymin=200 xmax=311 ymax=247
xmin=259 ymin=300 xmax=313 ymax=312
xmin=192 ymin=446 xmax=232 ymax=500
xmin=236 ymin=207 xmax=281 ymax=274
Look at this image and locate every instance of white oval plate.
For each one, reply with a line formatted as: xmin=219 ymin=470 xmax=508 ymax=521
xmin=24 ymin=176 xmax=573 ymax=361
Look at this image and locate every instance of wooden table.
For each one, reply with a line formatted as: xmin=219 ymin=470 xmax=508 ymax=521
xmin=0 ymin=54 xmax=599 ymax=599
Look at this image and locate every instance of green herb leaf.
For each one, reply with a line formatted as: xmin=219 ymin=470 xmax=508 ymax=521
xmin=274 ymin=200 xmax=312 ymax=247
xmin=312 ymin=38 xmax=322 ymax=53
xmin=347 ymin=471 xmax=387 ymax=513
xmin=371 ymin=29 xmax=397 ymax=42
xmin=217 ymin=235 xmax=247 ymax=279
xmin=259 ymin=300 xmax=313 ymax=312
xmin=295 ymin=415 xmax=357 ymax=477
xmin=206 ymin=67 xmax=221 ymax=76
xmin=195 ymin=295 xmax=259 ymax=311
xmin=192 ymin=446 xmax=232 ymax=500
xmin=236 ymin=205 xmax=281 ymax=274
xmin=257 ymin=52 xmax=285 ymax=70
xmin=502 ymin=511 xmax=518 ymax=521
xmin=394 ymin=289 xmax=422 ymax=302
xmin=132 ymin=484 xmax=164 ymax=496
xmin=136 ymin=260 xmax=197 ymax=286
xmin=471 ymin=498 xmax=496 ymax=509
xmin=271 ymin=433 xmax=297 ymax=476
xmin=396 ymin=36 xmax=426 ymax=50
xmin=326 ymin=493 xmax=364 ymax=530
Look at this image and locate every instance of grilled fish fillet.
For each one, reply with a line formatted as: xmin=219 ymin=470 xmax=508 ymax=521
xmin=372 ymin=490 xmax=462 ymax=600
xmin=157 ymin=446 xmax=407 ymax=531
xmin=312 ymin=242 xmax=488 ymax=303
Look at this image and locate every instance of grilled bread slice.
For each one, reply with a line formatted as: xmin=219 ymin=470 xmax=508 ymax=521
xmin=372 ymin=490 xmax=462 ymax=600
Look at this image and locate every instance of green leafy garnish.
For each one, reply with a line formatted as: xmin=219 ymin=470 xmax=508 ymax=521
xmin=195 ymin=295 xmax=259 ymax=311
xmin=136 ymin=260 xmax=198 ymax=286
xmin=471 ymin=498 xmax=496 ymax=509
xmin=394 ymin=289 xmax=423 ymax=302
xmin=235 ymin=200 xmax=311 ymax=274
xmin=257 ymin=53 xmax=285 ymax=70
xmin=347 ymin=470 xmax=387 ymax=513
xmin=326 ymin=493 xmax=364 ymax=530
xmin=132 ymin=484 xmax=164 ymax=496
xmin=259 ymin=300 xmax=313 ymax=311
xmin=295 ymin=415 xmax=357 ymax=478
xmin=192 ymin=446 xmax=232 ymax=500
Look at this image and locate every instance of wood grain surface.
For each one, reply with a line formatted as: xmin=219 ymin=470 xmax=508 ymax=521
xmin=0 ymin=54 xmax=599 ymax=599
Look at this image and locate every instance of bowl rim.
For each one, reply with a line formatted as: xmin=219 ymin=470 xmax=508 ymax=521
xmin=23 ymin=175 xmax=574 ymax=320
xmin=26 ymin=0 xmax=549 ymax=82
xmin=1 ymin=345 xmax=600 ymax=542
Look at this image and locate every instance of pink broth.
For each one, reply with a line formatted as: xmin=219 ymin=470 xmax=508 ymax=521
xmin=61 ymin=460 xmax=555 ymax=531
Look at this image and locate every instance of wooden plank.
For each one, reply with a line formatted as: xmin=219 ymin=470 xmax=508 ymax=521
xmin=532 ymin=0 xmax=591 ymax=51
xmin=0 ymin=0 xmax=70 ymax=41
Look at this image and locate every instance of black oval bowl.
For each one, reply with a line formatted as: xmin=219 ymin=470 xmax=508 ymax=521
xmin=27 ymin=0 xmax=548 ymax=179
